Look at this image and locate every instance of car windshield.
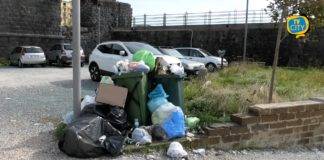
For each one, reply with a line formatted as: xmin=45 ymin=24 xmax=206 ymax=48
xmin=160 ymin=49 xmax=184 ymax=58
xmin=199 ymin=49 xmax=213 ymax=56
xmin=25 ymin=47 xmax=43 ymax=53
xmin=124 ymin=42 xmax=163 ymax=55
xmin=64 ymin=44 xmax=73 ymax=50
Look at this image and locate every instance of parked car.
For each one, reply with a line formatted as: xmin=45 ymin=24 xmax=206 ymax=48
xmin=89 ymin=41 xmax=184 ymax=82
xmin=46 ymin=43 xmax=85 ymax=66
xmin=175 ymin=47 xmax=228 ymax=72
xmin=157 ymin=47 xmax=206 ymax=75
xmin=9 ymin=46 xmax=46 ymax=68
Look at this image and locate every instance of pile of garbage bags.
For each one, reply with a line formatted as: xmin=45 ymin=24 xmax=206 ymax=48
xmin=59 ymin=104 xmax=128 ymax=158
xmin=59 ymin=49 xmax=193 ymax=158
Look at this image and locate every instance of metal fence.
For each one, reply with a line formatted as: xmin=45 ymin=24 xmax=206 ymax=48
xmin=132 ymin=9 xmax=273 ymax=27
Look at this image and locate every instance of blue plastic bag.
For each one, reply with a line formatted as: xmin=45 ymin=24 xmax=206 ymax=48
xmin=147 ymin=97 xmax=169 ymax=113
xmin=161 ymin=107 xmax=185 ymax=139
xmin=148 ymin=84 xmax=169 ymax=100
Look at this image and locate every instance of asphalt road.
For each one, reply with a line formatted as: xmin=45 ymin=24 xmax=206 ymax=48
xmin=0 ymin=65 xmax=324 ymax=160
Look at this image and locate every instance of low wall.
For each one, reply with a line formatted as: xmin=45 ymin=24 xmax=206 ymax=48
xmin=200 ymin=97 xmax=324 ymax=149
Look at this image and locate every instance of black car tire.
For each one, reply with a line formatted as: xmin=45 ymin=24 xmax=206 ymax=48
xmin=206 ymin=63 xmax=217 ymax=72
xmin=89 ymin=63 xmax=101 ymax=82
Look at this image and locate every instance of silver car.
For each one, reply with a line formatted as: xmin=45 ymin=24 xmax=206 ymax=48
xmin=9 ymin=46 xmax=46 ymax=68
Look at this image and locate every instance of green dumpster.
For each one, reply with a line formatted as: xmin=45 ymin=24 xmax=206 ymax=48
xmin=151 ymin=74 xmax=184 ymax=111
xmin=112 ymin=72 xmax=149 ymax=126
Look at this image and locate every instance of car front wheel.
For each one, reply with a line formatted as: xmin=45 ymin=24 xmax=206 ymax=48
xmin=206 ymin=63 xmax=217 ymax=72
xmin=89 ymin=63 xmax=101 ymax=82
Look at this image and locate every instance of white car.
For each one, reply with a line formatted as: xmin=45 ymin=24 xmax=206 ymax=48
xmin=175 ymin=47 xmax=228 ymax=72
xmin=9 ymin=46 xmax=46 ymax=68
xmin=89 ymin=41 xmax=184 ymax=81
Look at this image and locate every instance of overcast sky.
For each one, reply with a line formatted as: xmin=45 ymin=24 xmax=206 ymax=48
xmin=118 ymin=0 xmax=270 ymax=16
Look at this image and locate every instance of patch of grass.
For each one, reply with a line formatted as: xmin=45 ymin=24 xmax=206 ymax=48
xmin=54 ymin=122 xmax=67 ymax=140
xmin=184 ymin=64 xmax=324 ymax=125
xmin=0 ymin=58 xmax=9 ymax=66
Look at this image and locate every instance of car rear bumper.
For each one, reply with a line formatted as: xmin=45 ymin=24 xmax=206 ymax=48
xmin=21 ymin=58 xmax=46 ymax=64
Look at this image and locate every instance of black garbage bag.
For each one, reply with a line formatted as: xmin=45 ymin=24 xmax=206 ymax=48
xmin=94 ymin=105 xmax=128 ymax=132
xmin=59 ymin=114 xmax=125 ymax=158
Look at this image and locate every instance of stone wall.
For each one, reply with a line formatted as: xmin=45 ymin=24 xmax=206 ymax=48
xmin=112 ymin=24 xmax=324 ymax=67
xmin=81 ymin=0 xmax=132 ymax=55
xmin=0 ymin=0 xmax=63 ymax=58
xmin=199 ymin=97 xmax=324 ymax=149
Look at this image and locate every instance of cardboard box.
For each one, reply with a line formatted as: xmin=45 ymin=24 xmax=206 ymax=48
xmin=95 ymin=84 xmax=128 ymax=108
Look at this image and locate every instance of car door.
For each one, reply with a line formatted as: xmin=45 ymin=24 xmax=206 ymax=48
xmin=177 ymin=49 xmax=191 ymax=60
xmin=97 ymin=43 xmax=115 ymax=73
xmin=190 ymin=49 xmax=206 ymax=64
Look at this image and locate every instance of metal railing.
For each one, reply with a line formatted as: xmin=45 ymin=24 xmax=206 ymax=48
xmin=132 ymin=9 xmax=272 ymax=27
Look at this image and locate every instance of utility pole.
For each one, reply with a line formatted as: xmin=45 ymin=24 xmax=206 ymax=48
xmin=72 ymin=0 xmax=81 ymax=117
xmin=268 ymin=6 xmax=287 ymax=103
xmin=243 ymin=0 xmax=249 ymax=62
xmin=98 ymin=4 xmax=101 ymax=43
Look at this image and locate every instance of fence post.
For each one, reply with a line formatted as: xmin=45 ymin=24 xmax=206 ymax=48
xmin=208 ymin=11 xmax=212 ymax=25
xmin=163 ymin=13 xmax=166 ymax=27
xmin=228 ymin=12 xmax=231 ymax=24
xmin=132 ymin=17 xmax=136 ymax=27
xmin=234 ymin=10 xmax=237 ymax=24
xmin=184 ymin=12 xmax=188 ymax=26
xmin=144 ymin=14 xmax=147 ymax=27
xmin=204 ymin=13 xmax=207 ymax=25
xmin=260 ymin=10 xmax=263 ymax=23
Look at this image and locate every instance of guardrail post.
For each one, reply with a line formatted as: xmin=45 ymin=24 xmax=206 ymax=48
xmin=144 ymin=14 xmax=147 ymax=27
xmin=184 ymin=12 xmax=188 ymax=26
xmin=132 ymin=17 xmax=136 ymax=27
xmin=163 ymin=13 xmax=166 ymax=27
xmin=208 ymin=11 xmax=212 ymax=25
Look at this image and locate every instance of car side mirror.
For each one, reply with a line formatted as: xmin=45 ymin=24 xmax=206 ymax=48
xmin=119 ymin=50 xmax=126 ymax=56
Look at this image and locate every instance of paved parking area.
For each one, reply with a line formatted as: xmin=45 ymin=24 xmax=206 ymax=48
xmin=1 ymin=65 xmax=324 ymax=160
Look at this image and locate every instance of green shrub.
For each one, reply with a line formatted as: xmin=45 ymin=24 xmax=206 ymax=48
xmin=0 ymin=58 xmax=9 ymax=66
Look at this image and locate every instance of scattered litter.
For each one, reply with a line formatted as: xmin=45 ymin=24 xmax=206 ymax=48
xmin=151 ymin=125 xmax=167 ymax=141
xmin=5 ymin=98 xmax=11 ymax=100
xmin=131 ymin=127 xmax=152 ymax=145
xmin=193 ymin=148 xmax=206 ymax=156
xmin=115 ymin=60 xmax=130 ymax=74
xmin=202 ymin=80 xmax=212 ymax=88
xmin=63 ymin=111 xmax=74 ymax=124
xmin=100 ymin=76 xmax=114 ymax=85
xmin=186 ymin=117 xmax=200 ymax=130
xmin=128 ymin=61 xmax=150 ymax=73
xmin=33 ymin=123 xmax=41 ymax=126
xmin=170 ymin=64 xmax=185 ymax=76
xmin=81 ymin=95 xmax=96 ymax=111
xmin=167 ymin=142 xmax=188 ymax=158
xmin=146 ymin=154 xmax=156 ymax=160
xmin=186 ymin=132 xmax=194 ymax=138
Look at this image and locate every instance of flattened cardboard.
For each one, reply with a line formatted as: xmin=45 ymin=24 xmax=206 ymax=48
xmin=95 ymin=84 xmax=128 ymax=108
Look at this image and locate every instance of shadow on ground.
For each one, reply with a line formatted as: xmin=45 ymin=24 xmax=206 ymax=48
xmin=51 ymin=79 xmax=98 ymax=91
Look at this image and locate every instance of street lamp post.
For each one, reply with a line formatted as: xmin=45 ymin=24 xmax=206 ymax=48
xmin=243 ymin=0 xmax=249 ymax=62
xmin=72 ymin=0 xmax=81 ymax=118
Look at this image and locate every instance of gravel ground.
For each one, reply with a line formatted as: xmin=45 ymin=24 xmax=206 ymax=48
xmin=0 ymin=65 xmax=324 ymax=160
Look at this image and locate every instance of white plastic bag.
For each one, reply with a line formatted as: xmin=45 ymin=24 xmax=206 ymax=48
xmin=151 ymin=102 xmax=177 ymax=125
xmin=115 ymin=60 xmax=130 ymax=74
xmin=170 ymin=65 xmax=185 ymax=76
xmin=131 ymin=128 xmax=152 ymax=145
xmin=167 ymin=142 xmax=188 ymax=158
xmin=63 ymin=111 xmax=74 ymax=124
xmin=81 ymin=95 xmax=96 ymax=111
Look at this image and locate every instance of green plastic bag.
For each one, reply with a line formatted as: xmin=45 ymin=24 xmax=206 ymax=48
xmin=132 ymin=50 xmax=156 ymax=71
xmin=186 ymin=117 xmax=200 ymax=129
